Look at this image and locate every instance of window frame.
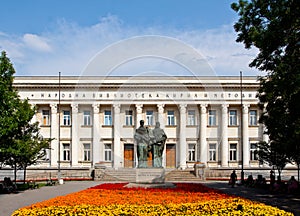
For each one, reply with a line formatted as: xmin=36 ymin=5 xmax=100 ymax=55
xmin=249 ymin=110 xmax=258 ymax=126
xmin=250 ymin=143 xmax=258 ymax=161
xmin=42 ymin=110 xmax=50 ymax=125
xmin=63 ymin=110 xmax=71 ymax=126
xmin=104 ymin=144 xmax=112 ymax=161
xmin=104 ymin=110 xmax=112 ymax=126
xmin=229 ymin=110 xmax=237 ymax=126
xmin=146 ymin=110 xmax=154 ymax=126
xmin=229 ymin=143 xmax=237 ymax=161
xmin=83 ymin=143 xmax=91 ymax=161
xmin=63 ymin=143 xmax=70 ymax=161
xmin=187 ymin=110 xmax=196 ymax=126
xmin=187 ymin=143 xmax=196 ymax=162
xmin=125 ymin=110 xmax=133 ymax=126
xmin=208 ymin=143 xmax=217 ymax=161
xmin=83 ymin=111 xmax=91 ymax=126
xmin=167 ymin=110 xmax=175 ymax=126
xmin=208 ymin=110 xmax=216 ymax=126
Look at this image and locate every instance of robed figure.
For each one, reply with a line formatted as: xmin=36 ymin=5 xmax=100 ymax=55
xmin=150 ymin=122 xmax=167 ymax=168
xmin=134 ymin=120 xmax=150 ymax=168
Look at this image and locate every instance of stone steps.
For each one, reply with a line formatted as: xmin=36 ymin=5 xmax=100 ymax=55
xmin=94 ymin=168 xmax=203 ymax=182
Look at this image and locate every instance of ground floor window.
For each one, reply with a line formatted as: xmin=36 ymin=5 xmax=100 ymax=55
xmin=188 ymin=144 xmax=196 ymax=161
xmin=209 ymin=143 xmax=217 ymax=161
xmin=83 ymin=143 xmax=91 ymax=161
xmin=63 ymin=143 xmax=70 ymax=161
xmin=104 ymin=144 xmax=112 ymax=161
xmin=229 ymin=143 xmax=237 ymax=161
xmin=250 ymin=143 xmax=258 ymax=160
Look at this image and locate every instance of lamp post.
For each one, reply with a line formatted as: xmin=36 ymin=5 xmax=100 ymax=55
xmin=240 ymin=71 xmax=244 ymax=184
xmin=58 ymin=72 xmax=61 ymax=183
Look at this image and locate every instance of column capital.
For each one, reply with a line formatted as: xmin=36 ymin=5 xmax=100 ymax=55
xmin=50 ymin=103 xmax=57 ymax=114
xmin=157 ymin=104 xmax=165 ymax=113
xmin=113 ymin=103 xmax=121 ymax=114
xmin=242 ymin=104 xmax=250 ymax=114
xmin=200 ymin=104 xmax=207 ymax=114
xmin=135 ymin=104 xmax=143 ymax=114
xmin=71 ymin=103 xmax=78 ymax=113
xmin=221 ymin=104 xmax=229 ymax=113
xmin=179 ymin=104 xmax=187 ymax=113
xmin=92 ymin=103 xmax=100 ymax=113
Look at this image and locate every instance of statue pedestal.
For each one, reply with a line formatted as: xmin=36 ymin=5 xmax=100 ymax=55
xmin=136 ymin=168 xmax=165 ymax=183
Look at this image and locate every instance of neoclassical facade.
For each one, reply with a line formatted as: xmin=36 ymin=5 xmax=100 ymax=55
xmin=14 ymin=76 xmax=265 ymax=170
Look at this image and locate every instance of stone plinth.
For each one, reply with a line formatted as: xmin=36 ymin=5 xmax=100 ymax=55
xmin=136 ymin=168 xmax=165 ymax=183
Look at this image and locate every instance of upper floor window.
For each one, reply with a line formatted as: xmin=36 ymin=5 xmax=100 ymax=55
xmin=188 ymin=144 xmax=196 ymax=161
xmin=249 ymin=110 xmax=258 ymax=126
xmin=229 ymin=110 xmax=237 ymax=126
xmin=83 ymin=143 xmax=91 ymax=161
xmin=167 ymin=110 xmax=175 ymax=126
xmin=125 ymin=110 xmax=133 ymax=126
xmin=104 ymin=110 xmax=112 ymax=126
xmin=83 ymin=111 xmax=91 ymax=126
xmin=187 ymin=110 xmax=196 ymax=126
xmin=63 ymin=111 xmax=71 ymax=126
xmin=146 ymin=110 xmax=154 ymax=126
xmin=42 ymin=110 xmax=50 ymax=125
xmin=208 ymin=110 xmax=216 ymax=126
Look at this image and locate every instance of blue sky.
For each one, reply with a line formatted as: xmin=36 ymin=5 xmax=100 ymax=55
xmin=0 ymin=0 xmax=259 ymax=76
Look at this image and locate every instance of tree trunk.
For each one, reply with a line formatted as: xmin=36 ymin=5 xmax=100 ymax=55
xmin=23 ymin=167 xmax=27 ymax=184
xmin=14 ymin=163 xmax=17 ymax=184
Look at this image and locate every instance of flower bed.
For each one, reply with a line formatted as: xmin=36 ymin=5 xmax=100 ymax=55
xmin=12 ymin=183 xmax=293 ymax=215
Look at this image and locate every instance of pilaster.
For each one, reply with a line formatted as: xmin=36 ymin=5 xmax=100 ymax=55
xmin=50 ymin=103 xmax=58 ymax=166
xmin=221 ymin=104 xmax=228 ymax=167
xmin=135 ymin=104 xmax=143 ymax=128
xmin=200 ymin=104 xmax=207 ymax=164
xmin=242 ymin=104 xmax=250 ymax=167
xmin=92 ymin=103 xmax=101 ymax=165
xmin=113 ymin=104 xmax=122 ymax=168
xmin=179 ymin=104 xmax=187 ymax=169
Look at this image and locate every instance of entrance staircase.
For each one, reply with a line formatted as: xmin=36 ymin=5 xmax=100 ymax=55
xmin=94 ymin=168 xmax=203 ymax=182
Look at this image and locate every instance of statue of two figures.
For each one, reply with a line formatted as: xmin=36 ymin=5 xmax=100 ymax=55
xmin=134 ymin=120 xmax=167 ymax=168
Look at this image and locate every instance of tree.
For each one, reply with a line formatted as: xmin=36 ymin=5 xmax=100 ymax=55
xmin=231 ymin=0 xmax=300 ymax=179
xmin=0 ymin=51 xmax=51 ymax=183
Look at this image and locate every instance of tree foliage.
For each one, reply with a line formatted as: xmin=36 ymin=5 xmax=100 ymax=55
xmin=0 ymin=51 xmax=51 ymax=182
xmin=232 ymin=0 xmax=300 ymax=175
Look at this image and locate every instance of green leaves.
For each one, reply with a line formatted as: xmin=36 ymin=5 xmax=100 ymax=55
xmin=232 ymin=0 xmax=300 ymax=175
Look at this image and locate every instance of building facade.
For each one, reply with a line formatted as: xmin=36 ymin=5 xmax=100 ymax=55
xmin=14 ymin=76 xmax=265 ymax=170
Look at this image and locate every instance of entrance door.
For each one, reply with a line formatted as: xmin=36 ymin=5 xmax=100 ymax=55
xmin=166 ymin=144 xmax=176 ymax=168
xmin=124 ymin=144 xmax=134 ymax=168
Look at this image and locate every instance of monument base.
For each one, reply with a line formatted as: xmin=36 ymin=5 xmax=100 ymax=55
xmin=136 ymin=168 xmax=165 ymax=183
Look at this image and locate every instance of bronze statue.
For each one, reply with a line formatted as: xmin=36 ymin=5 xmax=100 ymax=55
xmin=134 ymin=120 xmax=150 ymax=168
xmin=150 ymin=122 xmax=167 ymax=168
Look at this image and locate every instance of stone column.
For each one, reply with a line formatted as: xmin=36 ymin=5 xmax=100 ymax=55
xmin=157 ymin=104 xmax=166 ymax=167
xmin=242 ymin=104 xmax=250 ymax=167
xmin=113 ymin=104 xmax=122 ymax=168
xmin=179 ymin=104 xmax=187 ymax=169
xmin=221 ymin=104 xmax=229 ymax=167
xmin=50 ymin=103 xmax=58 ymax=166
xmin=135 ymin=104 xmax=143 ymax=127
xmin=157 ymin=104 xmax=165 ymax=129
xmin=92 ymin=103 xmax=101 ymax=165
xmin=71 ymin=103 xmax=79 ymax=166
xmin=200 ymin=104 xmax=207 ymax=163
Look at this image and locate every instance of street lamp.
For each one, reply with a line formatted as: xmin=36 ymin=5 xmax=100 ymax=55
xmin=240 ymin=71 xmax=244 ymax=183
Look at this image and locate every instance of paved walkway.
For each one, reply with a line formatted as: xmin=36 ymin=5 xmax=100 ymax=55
xmin=0 ymin=181 xmax=299 ymax=216
xmin=0 ymin=181 xmax=99 ymax=216
xmin=203 ymin=182 xmax=300 ymax=216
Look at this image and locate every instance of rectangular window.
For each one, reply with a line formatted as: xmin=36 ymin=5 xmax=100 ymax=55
xmin=229 ymin=110 xmax=237 ymax=126
xmin=83 ymin=111 xmax=91 ymax=126
xmin=125 ymin=110 xmax=133 ymax=126
xmin=208 ymin=110 xmax=216 ymax=126
xmin=249 ymin=110 xmax=258 ymax=126
xmin=250 ymin=143 xmax=258 ymax=160
xmin=104 ymin=110 xmax=112 ymax=126
xmin=229 ymin=143 xmax=237 ymax=161
xmin=146 ymin=110 xmax=154 ymax=126
xmin=167 ymin=110 xmax=175 ymax=126
xmin=83 ymin=143 xmax=91 ymax=161
xmin=42 ymin=110 xmax=50 ymax=125
xmin=209 ymin=143 xmax=217 ymax=161
xmin=187 ymin=110 xmax=196 ymax=126
xmin=63 ymin=111 xmax=71 ymax=126
xmin=188 ymin=144 xmax=196 ymax=161
xmin=104 ymin=144 xmax=112 ymax=161
xmin=63 ymin=143 xmax=70 ymax=161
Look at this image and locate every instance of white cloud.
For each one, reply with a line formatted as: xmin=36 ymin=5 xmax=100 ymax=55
xmin=23 ymin=34 xmax=52 ymax=52
xmin=0 ymin=16 xmax=260 ymax=76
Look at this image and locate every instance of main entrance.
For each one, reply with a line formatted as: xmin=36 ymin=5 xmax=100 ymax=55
xmin=166 ymin=144 xmax=176 ymax=168
xmin=124 ymin=144 xmax=134 ymax=168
